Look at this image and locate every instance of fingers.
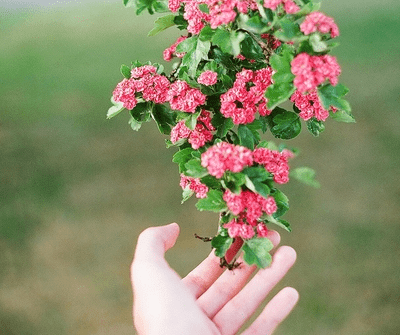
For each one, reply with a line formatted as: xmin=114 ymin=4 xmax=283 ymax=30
xmin=196 ymin=230 xmax=281 ymax=319
xmin=182 ymin=250 xmax=225 ymax=298
xmin=133 ymin=223 xmax=180 ymax=264
xmin=241 ymin=287 xmax=299 ymax=335
xmin=183 ymin=230 xmax=281 ymax=299
xmin=212 ymin=246 xmax=297 ymax=335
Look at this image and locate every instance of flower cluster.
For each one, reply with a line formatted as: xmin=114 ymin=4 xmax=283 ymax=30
xmin=180 ymin=174 xmax=209 ymax=198
xmin=300 ymin=12 xmax=339 ymax=38
xmin=224 ymin=218 xmax=271 ymax=239
xmin=201 ymin=142 xmax=254 ymax=178
xmin=263 ymin=0 xmax=300 ymax=14
xmin=206 ymin=0 xmax=258 ymax=29
xmin=253 ymin=147 xmax=290 ymax=184
xmin=167 ymin=80 xmax=207 ymax=113
xmin=291 ymin=90 xmax=337 ymax=121
xmin=163 ymin=36 xmax=187 ymax=61
xmin=291 ymin=53 xmax=341 ymax=93
xmin=197 ymin=70 xmax=218 ymax=86
xmin=113 ymin=65 xmax=170 ymax=109
xmin=201 ymin=142 xmax=290 ymax=184
xmin=170 ymin=110 xmax=215 ymax=149
xmin=109 ymin=0 xmax=352 ymax=268
xmin=220 ymin=68 xmax=273 ymax=124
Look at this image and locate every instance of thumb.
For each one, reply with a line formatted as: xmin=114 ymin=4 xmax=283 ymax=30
xmin=133 ymin=223 xmax=180 ymax=263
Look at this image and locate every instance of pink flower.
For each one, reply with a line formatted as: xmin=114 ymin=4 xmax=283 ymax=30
xmin=223 ymin=218 xmax=255 ymax=239
xmin=163 ymin=36 xmax=188 ymax=61
xmin=201 ymin=142 xmax=253 ymax=178
xmin=180 ymin=174 xmax=209 ymax=198
xmin=170 ymin=110 xmax=214 ymax=149
xmin=264 ymin=0 xmax=299 ymax=13
xmin=220 ymin=67 xmax=273 ymax=124
xmin=256 ymin=223 xmax=269 ymax=237
xmin=291 ymin=53 xmax=341 ymax=93
xmin=291 ymin=89 xmax=334 ymax=121
xmin=197 ymin=70 xmax=218 ymax=86
xmin=167 ymin=80 xmax=207 ymax=113
xmin=300 ymin=12 xmax=339 ymax=38
xmin=253 ymin=148 xmax=290 ymax=184
xmin=112 ymin=66 xmax=170 ymax=109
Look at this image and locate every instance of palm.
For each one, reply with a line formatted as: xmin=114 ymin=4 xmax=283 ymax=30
xmin=131 ymin=223 xmax=298 ymax=335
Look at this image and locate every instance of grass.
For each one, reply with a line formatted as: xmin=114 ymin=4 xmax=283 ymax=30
xmin=1 ymin=1 xmax=399 ymax=334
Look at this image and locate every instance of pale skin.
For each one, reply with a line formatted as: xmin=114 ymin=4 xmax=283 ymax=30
xmin=131 ymin=223 xmax=298 ymax=335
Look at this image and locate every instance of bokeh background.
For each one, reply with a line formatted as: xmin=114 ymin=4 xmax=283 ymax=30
xmin=1 ymin=0 xmax=399 ymax=334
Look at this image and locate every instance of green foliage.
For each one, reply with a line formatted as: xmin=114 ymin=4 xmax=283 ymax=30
xmin=267 ymin=108 xmax=302 ymax=139
xmin=107 ymin=98 xmax=124 ymax=119
xmin=148 ymin=14 xmax=176 ymax=36
xmin=306 ymin=118 xmax=325 ymax=137
xmin=291 ymin=167 xmax=321 ymax=188
xmin=120 ymin=64 xmax=131 ymax=79
xmin=318 ymin=84 xmax=355 ymax=122
xmin=196 ymin=189 xmax=227 ymax=212
xmin=124 ymin=0 xmax=169 ymax=15
xmin=243 ymin=238 xmax=274 ymax=268
xmin=212 ymin=234 xmax=233 ymax=257
xmin=176 ymin=35 xmax=211 ymax=77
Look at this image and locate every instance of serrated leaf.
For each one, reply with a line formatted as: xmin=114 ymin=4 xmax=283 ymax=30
xmin=172 ymin=147 xmax=195 ymax=164
xmin=148 ymin=14 xmax=176 ymax=36
xmin=178 ymin=36 xmax=211 ymax=77
xmin=196 ymin=189 xmax=227 ymax=212
xmin=212 ymin=28 xmax=232 ymax=54
xmin=151 ymin=104 xmax=175 ymax=134
xmin=120 ymin=64 xmax=131 ymax=79
xmin=243 ymin=238 xmax=273 ymax=268
xmin=128 ymin=116 xmax=142 ymax=131
xmin=271 ymin=188 xmax=289 ymax=218
xmin=266 ymin=82 xmax=296 ymax=110
xmin=271 ymin=218 xmax=292 ymax=232
xmin=317 ymin=84 xmax=354 ymax=123
xmin=309 ymin=33 xmax=328 ymax=52
xmin=238 ymin=124 xmax=258 ymax=150
xmin=269 ymin=109 xmax=301 ymax=139
xmin=240 ymin=33 xmax=264 ymax=60
xmin=107 ymin=100 xmax=124 ymax=119
xmin=290 ymin=167 xmax=320 ymax=188
xmin=211 ymin=234 xmax=233 ymax=258
xmin=185 ymin=159 xmax=209 ymax=178
xmin=306 ymin=118 xmax=325 ymax=137
xmin=181 ymin=186 xmax=194 ymax=204
xmin=330 ymin=109 xmax=356 ymax=123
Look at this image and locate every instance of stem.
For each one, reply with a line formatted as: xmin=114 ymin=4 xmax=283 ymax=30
xmin=225 ymin=237 xmax=244 ymax=264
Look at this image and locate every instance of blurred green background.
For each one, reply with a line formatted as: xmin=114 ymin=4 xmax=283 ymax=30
xmin=1 ymin=0 xmax=399 ymax=334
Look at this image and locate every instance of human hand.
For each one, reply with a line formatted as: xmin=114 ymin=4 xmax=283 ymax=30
xmin=131 ymin=223 xmax=298 ymax=335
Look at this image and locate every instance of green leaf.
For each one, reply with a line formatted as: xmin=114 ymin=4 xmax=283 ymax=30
xmin=306 ymin=118 xmax=325 ymax=137
xmin=271 ymin=218 xmax=292 ymax=232
xmin=238 ymin=124 xmax=258 ymax=150
xmin=151 ymin=104 xmax=175 ymax=134
xmin=178 ymin=36 xmax=211 ymax=77
xmin=148 ymin=14 xmax=176 ymax=36
xmin=199 ymin=25 xmax=215 ymax=42
xmin=181 ymin=186 xmax=194 ymax=204
xmin=196 ymin=189 xmax=227 ymax=212
xmin=185 ymin=110 xmax=201 ymax=130
xmin=271 ymin=188 xmax=289 ymax=218
xmin=266 ymin=82 xmax=296 ymax=110
xmin=107 ymin=99 xmax=124 ymax=119
xmin=257 ymin=140 xmax=278 ymax=151
xmin=243 ymin=166 xmax=271 ymax=182
xmin=185 ymin=159 xmax=209 ymax=178
xmin=290 ymin=167 xmax=320 ymax=188
xmin=128 ymin=116 xmax=142 ymax=131
xmin=243 ymin=238 xmax=274 ymax=268
xmin=268 ymin=108 xmax=301 ymax=140
xmin=274 ymin=18 xmax=301 ymax=42
xmin=211 ymin=234 xmax=233 ymax=258
xmin=214 ymin=115 xmax=234 ymax=138
xmin=212 ymin=28 xmax=232 ymax=54
xmin=240 ymin=33 xmax=264 ymax=60
xmin=120 ymin=64 xmax=131 ymax=79
xmin=309 ymin=33 xmax=328 ymax=52
xmin=330 ymin=109 xmax=356 ymax=123
xmin=172 ymin=147 xmax=194 ymax=164
xmin=317 ymin=84 xmax=354 ymax=122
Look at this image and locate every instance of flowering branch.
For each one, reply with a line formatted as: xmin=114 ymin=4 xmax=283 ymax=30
xmin=108 ymin=0 xmax=354 ymax=269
